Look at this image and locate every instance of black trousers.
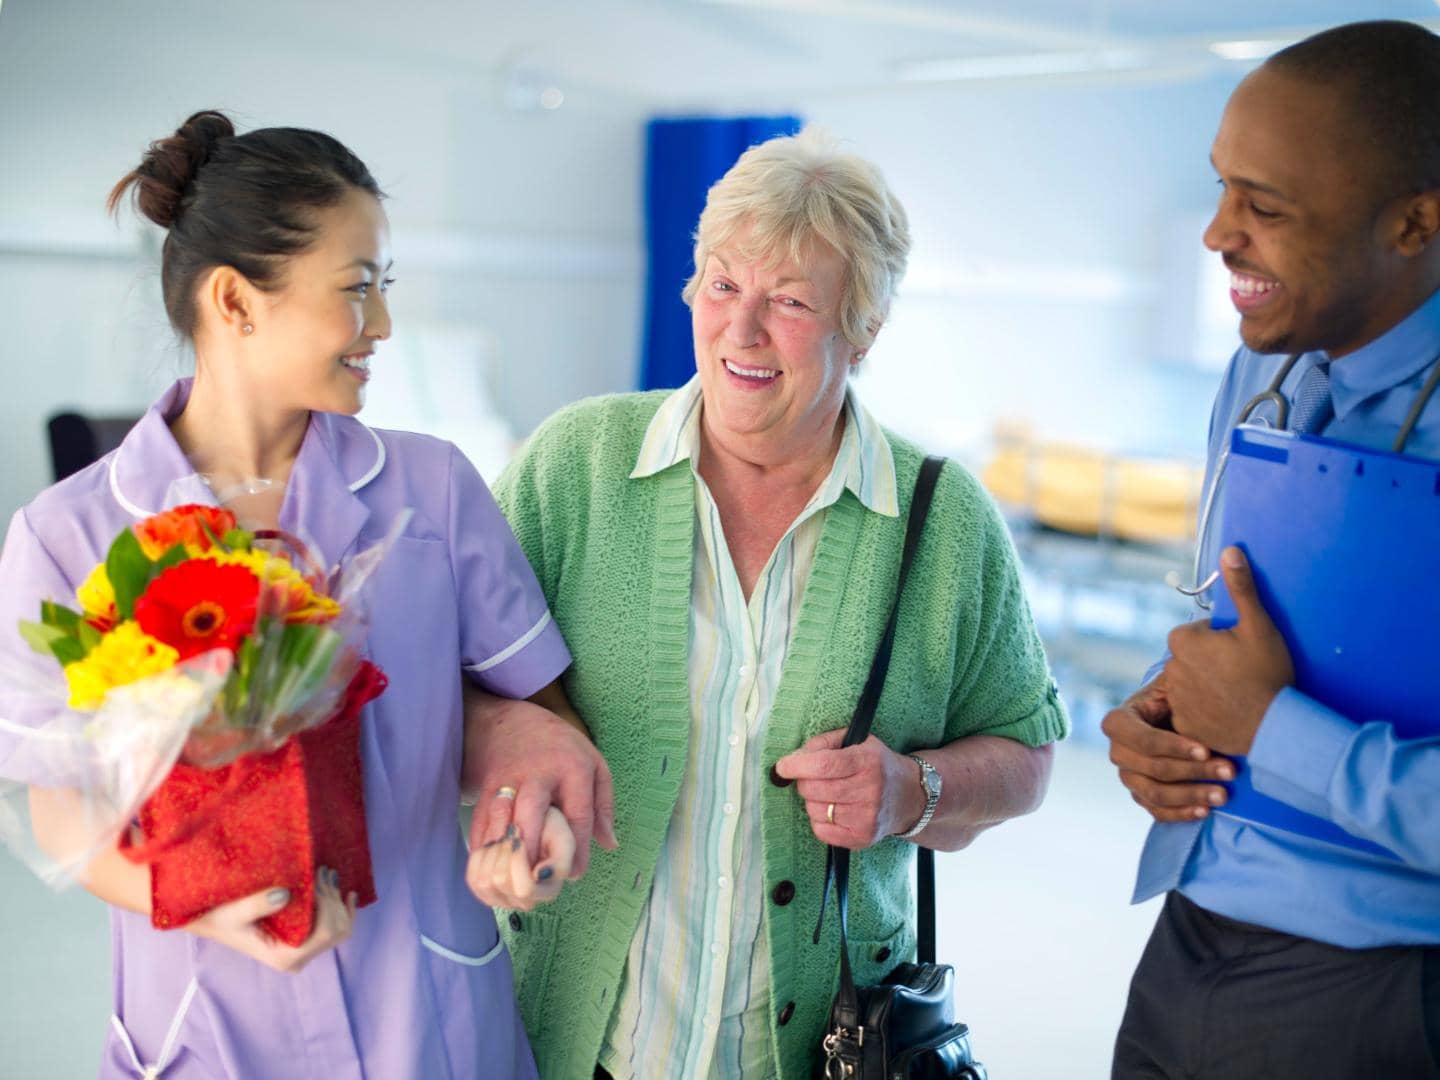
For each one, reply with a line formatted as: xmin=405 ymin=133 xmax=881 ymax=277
xmin=1113 ymin=892 xmax=1440 ymax=1079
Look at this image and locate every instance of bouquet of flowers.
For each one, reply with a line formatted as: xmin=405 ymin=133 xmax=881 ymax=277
xmin=1 ymin=503 xmax=400 ymax=945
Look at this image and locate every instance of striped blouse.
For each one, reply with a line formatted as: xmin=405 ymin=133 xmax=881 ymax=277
xmin=598 ymin=376 xmax=897 ymax=1079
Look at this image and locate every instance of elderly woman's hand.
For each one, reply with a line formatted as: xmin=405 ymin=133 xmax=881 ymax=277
xmin=466 ymin=807 xmax=576 ymax=911
xmin=463 ymin=680 xmax=617 ymax=878
xmin=773 ymin=729 xmax=927 ymax=849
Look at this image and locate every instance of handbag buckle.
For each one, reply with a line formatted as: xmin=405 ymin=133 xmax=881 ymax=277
xmin=822 ymin=1026 xmax=864 ymax=1078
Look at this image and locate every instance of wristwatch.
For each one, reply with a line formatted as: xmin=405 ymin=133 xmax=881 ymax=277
xmin=898 ymin=755 xmax=941 ymax=839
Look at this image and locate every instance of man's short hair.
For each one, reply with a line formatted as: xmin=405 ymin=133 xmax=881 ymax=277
xmin=1268 ymin=20 xmax=1440 ymax=198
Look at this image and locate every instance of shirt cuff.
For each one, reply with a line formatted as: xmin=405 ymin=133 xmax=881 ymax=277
xmin=1246 ymin=685 xmax=1357 ymax=820
xmin=464 ymin=613 xmax=573 ymax=700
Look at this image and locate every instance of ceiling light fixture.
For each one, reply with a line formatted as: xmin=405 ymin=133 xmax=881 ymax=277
xmin=898 ymin=48 xmax=1150 ymax=82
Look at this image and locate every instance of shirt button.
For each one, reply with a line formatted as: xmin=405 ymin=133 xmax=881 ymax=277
xmin=769 ymin=764 xmax=793 ymax=788
xmin=778 ymin=1001 xmax=796 ymax=1025
xmin=718 ymin=876 xmax=729 ymax=889
xmin=728 ymin=733 xmax=740 ymax=747
xmin=723 ymin=802 xmax=735 ymax=815
xmin=737 ymin=665 xmax=749 ymax=679
xmin=508 ymin=913 xmax=523 ymax=932
xmin=771 ymin=880 xmax=796 ymax=906
xmin=710 ymin=942 xmax=722 ymax=956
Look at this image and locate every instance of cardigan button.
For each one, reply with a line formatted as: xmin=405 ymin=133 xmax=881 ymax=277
xmin=771 ymin=880 xmax=796 ymax=906
xmin=778 ymin=1001 xmax=796 ymax=1025
xmin=768 ymin=763 xmax=793 ymax=788
xmin=874 ymin=946 xmax=892 ymax=963
xmin=508 ymin=912 xmax=523 ymax=932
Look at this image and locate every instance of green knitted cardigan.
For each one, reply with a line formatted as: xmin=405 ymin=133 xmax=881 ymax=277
xmin=492 ymin=391 xmax=1067 ymax=1080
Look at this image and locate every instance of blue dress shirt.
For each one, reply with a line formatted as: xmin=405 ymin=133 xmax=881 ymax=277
xmin=1133 ymin=287 xmax=1440 ymax=948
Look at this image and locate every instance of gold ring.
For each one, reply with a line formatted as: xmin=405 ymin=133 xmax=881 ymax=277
xmin=825 ymin=803 xmax=836 ymax=824
xmin=496 ymin=786 xmax=518 ymax=800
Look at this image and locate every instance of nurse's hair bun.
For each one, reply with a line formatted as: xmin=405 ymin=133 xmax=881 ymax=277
xmin=107 ymin=110 xmax=235 ymax=229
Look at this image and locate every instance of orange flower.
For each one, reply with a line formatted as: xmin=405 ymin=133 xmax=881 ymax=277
xmin=133 ymin=505 xmax=238 ymax=560
xmin=134 ymin=559 xmax=259 ymax=660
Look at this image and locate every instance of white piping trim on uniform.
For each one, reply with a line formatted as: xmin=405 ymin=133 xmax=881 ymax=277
xmin=108 ymin=453 xmax=153 ymax=520
xmin=348 ymin=425 xmax=386 ymax=492
xmin=109 ymin=976 xmax=198 ymax=1078
xmin=420 ymin=932 xmax=507 ymax=967
xmin=464 ymin=611 xmax=552 ymax=674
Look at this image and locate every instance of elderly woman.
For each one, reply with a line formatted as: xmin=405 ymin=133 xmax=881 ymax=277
xmin=487 ymin=130 xmax=1067 ymax=1080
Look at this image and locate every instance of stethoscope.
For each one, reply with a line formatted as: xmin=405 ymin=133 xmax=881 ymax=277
xmin=1171 ymin=351 xmax=1440 ymax=609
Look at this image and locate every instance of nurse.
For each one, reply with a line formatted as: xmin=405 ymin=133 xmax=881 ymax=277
xmin=0 ymin=110 xmax=608 ymax=1078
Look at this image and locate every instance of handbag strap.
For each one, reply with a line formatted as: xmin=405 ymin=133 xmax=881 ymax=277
xmin=812 ymin=455 xmax=945 ymax=1031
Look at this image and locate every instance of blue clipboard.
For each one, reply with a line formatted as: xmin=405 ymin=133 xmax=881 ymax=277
xmin=1209 ymin=426 xmax=1440 ymax=859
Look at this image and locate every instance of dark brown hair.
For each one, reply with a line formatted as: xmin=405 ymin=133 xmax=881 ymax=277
xmin=108 ymin=109 xmax=383 ymax=339
xmin=1267 ymin=21 xmax=1440 ymax=200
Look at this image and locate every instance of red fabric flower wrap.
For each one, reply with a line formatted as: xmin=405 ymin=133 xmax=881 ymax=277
xmin=118 ymin=660 xmax=387 ymax=947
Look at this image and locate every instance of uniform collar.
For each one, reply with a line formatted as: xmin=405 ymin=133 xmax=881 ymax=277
xmin=629 ymin=375 xmax=899 ymax=517
xmin=109 ymin=378 xmax=386 ymax=567
xmin=1326 ymin=286 xmax=1440 ymax=420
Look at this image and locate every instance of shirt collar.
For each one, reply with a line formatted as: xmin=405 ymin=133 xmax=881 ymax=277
xmin=630 ymin=375 xmax=899 ymax=518
xmin=108 ymin=378 xmax=386 ymax=566
xmin=1325 ymin=286 xmax=1440 ymax=420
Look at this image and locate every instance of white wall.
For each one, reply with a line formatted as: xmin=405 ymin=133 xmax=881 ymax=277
xmin=801 ymin=74 xmax=1239 ymax=462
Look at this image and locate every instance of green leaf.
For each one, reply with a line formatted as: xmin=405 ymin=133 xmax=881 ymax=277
xmin=106 ymin=528 xmax=152 ymax=621
xmin=50 ymin=638 xmax=87 ymax=665
xmin=39 ymin=601 xmax=82 ymax=632
xmin=18 ymin=620 xmax=68 ymax=659
xmin=148 ymin=543 xmax=188 ymax=581
xmin=222 ymin=528 xmax=253 ymax=551
xmin=76 ymin=621 xmax=103 ymax=656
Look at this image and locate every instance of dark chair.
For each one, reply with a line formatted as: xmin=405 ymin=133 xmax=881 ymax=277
xmin=46 ymin=412 xmax=141 ymax=483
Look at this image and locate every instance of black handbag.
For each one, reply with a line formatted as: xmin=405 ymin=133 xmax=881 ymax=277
xmin=815 ymin=455 xmax=988 ymax=1080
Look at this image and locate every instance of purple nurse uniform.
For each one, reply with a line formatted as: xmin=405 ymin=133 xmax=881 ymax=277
xmin=0 ymin=380 xmax=571 ymax=1078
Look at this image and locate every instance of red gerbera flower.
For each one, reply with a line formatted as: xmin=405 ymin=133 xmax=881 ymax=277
xmin=134 ymin=560 xmax=260 ymax=660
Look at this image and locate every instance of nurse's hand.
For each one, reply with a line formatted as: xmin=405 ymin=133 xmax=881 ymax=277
xmin=1101 ymin=677 xmax=1232 ymax=823
xmin=189 ymin=867 xmax=357 ymax=974
xmin=466 ymin=806 xmax=575 ymax=911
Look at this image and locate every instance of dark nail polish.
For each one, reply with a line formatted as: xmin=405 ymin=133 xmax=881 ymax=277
xmin=511 ymin=837 xmax=522 ymax=852
xmin=505 ymin=824 xmax=517 ymax=840
xmin=537 ymin=866 xmax=554 ymax=882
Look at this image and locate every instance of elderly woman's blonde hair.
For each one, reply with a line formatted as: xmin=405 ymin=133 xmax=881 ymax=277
xmin=681 ymin=128 xmax=911 ymax=350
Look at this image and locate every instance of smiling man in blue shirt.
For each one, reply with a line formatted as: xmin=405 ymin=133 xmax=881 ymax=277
xmin=1104 ymin=21 xmax=1440 ymax=1080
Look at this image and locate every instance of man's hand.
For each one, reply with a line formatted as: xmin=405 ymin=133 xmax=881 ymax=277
xmin=1165 ymin=546 xmax=1294 ymax=756
xmin=463 ymin=681 xmax=617 ymax=880
xmin=774 ymin=730 xmax=925 ymax=849
xmin=1101 ymin=678 xmax=1233 ymax=823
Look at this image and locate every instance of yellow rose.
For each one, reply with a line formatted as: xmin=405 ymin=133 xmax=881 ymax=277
xmin=75 ymin=564 xmax=118 ymax=629
xmin=63 ymin=621 xmax=179 ymax=709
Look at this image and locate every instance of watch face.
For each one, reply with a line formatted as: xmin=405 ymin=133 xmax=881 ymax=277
xmin=923 ymin=770 xmax=942 ymax=796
